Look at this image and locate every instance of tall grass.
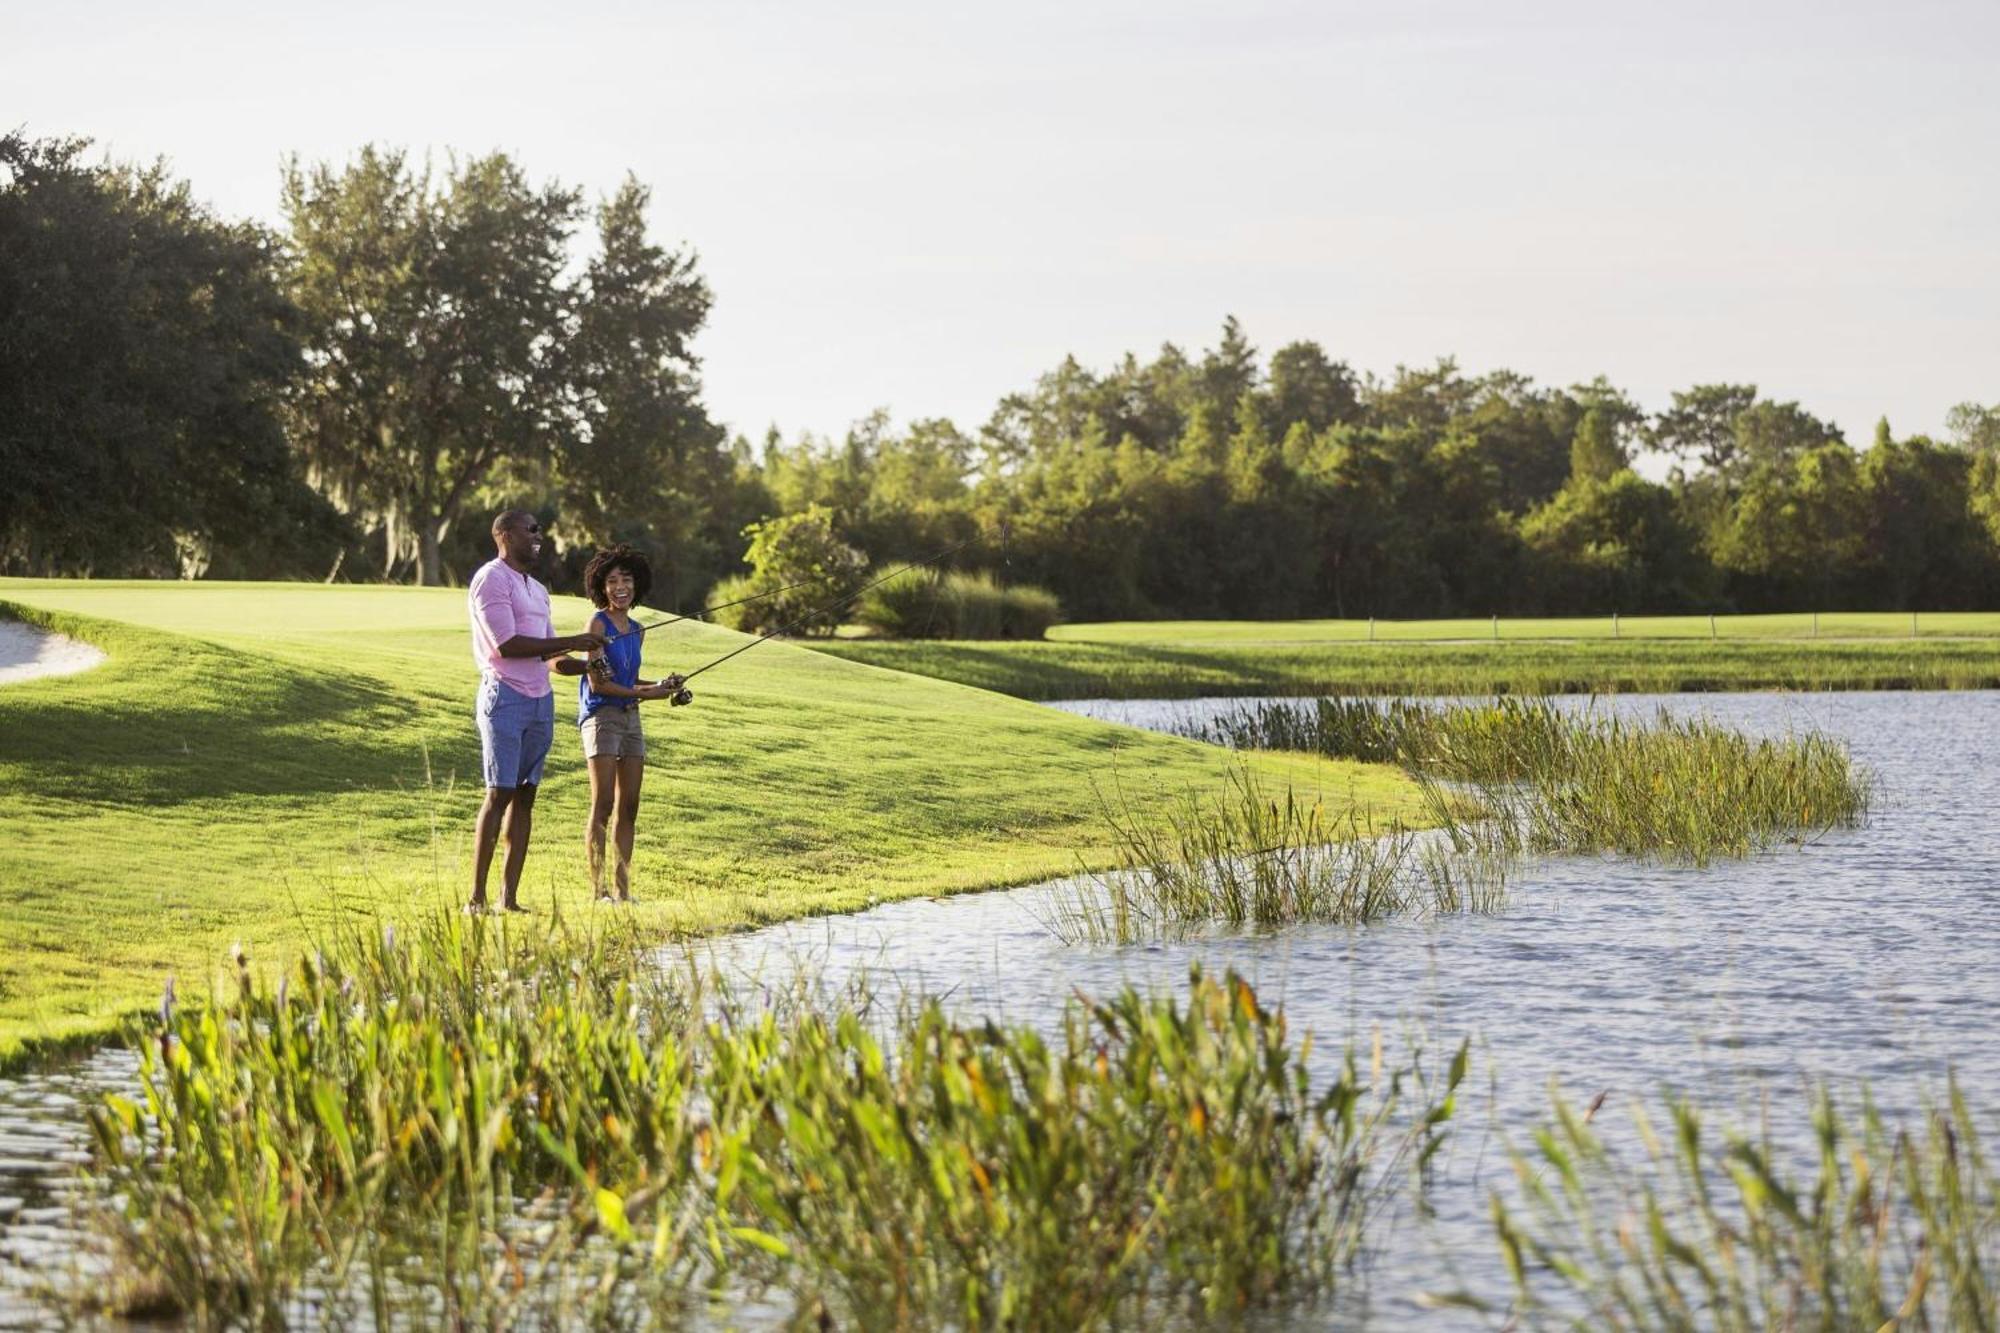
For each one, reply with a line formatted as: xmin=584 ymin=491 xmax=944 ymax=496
xmin=1045 ymin=767 xmax=1511 ymax=944
xmin=1186 ymin=697 xmax=1873 ymax=866
xmin=81 ymin=913 xmax=1464 ymax=1328
xmin=1054 ymin=698 xmax=1871 ymax=945
xmin=1488 ymin=1081 xmax=1999 ymax=1329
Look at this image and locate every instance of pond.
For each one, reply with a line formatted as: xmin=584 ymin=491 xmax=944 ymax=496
xmin=706 ymin=691 xmax=2000 ymax=1321
xmin=2 ymin=691 xmax=1994 ymax=1326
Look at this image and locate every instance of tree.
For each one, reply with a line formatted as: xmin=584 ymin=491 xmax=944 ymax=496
xmin=1709 ymin=442 xmax=1867 ymax=608
xmin=1859 ymin=432 xmax=1989 ymax=608
xmin=1263 ymin=340 xmax=1361 ymax=436
xmin=1946 ymin=402 xmax=2000 ymax=454
xmin=1649 ymin=383 xmax=1758 ymax=473
xmin=0 ymin=131 xmax=339 ymax=577
xmin=1732 ymin=399 xmax=1843 ymax=474
xmin=1195 ymin=316 xmax=1259 ymax=421
xmin=284 ymin=147 xmax=582 ymax=585
xmin=559 ymin=176 xmax=732 ymax=607
xmin=1567 ymin=407 xmax=1628 ymax=485
xmin=1521 ymin=471 xmax=1708 ymax=612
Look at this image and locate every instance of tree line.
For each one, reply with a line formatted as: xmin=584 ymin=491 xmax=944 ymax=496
xmin=6 ymin=130 xmax=2000 ymax=620
xmin=771 ymin=331 xmax=2000 ymax=620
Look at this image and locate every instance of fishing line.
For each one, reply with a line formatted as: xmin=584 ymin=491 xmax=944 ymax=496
xmin=674 ymin=532 xmax=984 ymax=688
xmin=627 ymin=570 xmax=849 ymax=636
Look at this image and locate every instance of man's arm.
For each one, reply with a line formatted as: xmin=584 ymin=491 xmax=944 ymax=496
xmin=473 ymin=578 xmax=601 ymax=659
xmin=500 ymin=632 xmax=602 ymax=658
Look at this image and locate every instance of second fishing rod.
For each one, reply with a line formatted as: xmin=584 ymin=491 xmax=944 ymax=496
xmin=593 ymin=528 xmax=995 ymax=706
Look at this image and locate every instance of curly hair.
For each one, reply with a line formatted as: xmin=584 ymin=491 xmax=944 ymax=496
xmin=582 ymin=544 xmax=654 ymax=610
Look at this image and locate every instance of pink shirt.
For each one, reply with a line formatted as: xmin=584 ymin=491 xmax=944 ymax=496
xmin=468 ymin=557 xmax=554 ymax=698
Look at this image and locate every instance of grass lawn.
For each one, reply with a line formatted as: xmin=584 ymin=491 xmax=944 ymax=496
xmin=0 ymin=580 xmax=1427 ymax=1065
xmin=1050 ymin=612 xmax=2000 ymax=644
xmin=807 ymin=635 xmax=2000 ymax=700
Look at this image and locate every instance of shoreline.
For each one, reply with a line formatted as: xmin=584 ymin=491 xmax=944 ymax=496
xmin=806 ymin=636 xmax=2000 ymax=700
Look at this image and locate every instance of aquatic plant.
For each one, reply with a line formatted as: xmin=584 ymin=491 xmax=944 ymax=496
xmin=706 ymin=966 xmax=1468 ymax=1326
xmin=1044 ymin=766 xmax=1511 ymax=944
xmin=82 ymin=915 xmax=1462 ymax=1328
xmin=86 ymin=910 xmax=711 ymax=1327
xmin=1485 ymin=1080 xmax=1999 ymax=1329
xmin=1185 ymin=697 xmax=1873 ymax=866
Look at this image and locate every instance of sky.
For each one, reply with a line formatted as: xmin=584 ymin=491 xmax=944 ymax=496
xmin=6 ymin=0 xmax=1995 ymax=446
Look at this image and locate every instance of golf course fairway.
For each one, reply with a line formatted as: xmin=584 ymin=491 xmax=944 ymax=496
xmin=0 ymin=580 xmax=1428 ymax=1065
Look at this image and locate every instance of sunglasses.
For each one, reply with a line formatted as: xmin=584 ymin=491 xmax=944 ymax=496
xmin=518 ymin=522 xmax=542 ymax=535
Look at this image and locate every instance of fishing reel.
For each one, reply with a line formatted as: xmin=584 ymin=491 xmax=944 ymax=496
xmin=667 ymin=686 xmax=694 ymax=707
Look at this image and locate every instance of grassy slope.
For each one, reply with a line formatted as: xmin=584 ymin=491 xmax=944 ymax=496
xmin=808 ymin=636 xmax=2000 ymax=700
xmin=0 ymin=581 xmax=1426 ymax=1063
xmin=1049 ymin=613 xmax=2000 ymax=644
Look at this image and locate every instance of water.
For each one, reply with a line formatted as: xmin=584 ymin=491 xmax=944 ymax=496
xmin=709 ymin=691 xmax=2000 ymax=1321
xmin=3 ymin=691 xmax=1994 ymax=1325
xmin=0 ymin=1047 xmax=136 ymax=1328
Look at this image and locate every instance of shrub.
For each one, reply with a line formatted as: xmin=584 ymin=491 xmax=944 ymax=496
xmin=712 ymin=506 xmax=866 ymax=635
xmin=856 ymin=568 xmax=1062 ymax=639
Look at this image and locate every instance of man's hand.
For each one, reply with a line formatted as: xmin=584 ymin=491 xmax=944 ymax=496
xmin=570 ymin=632 xmax=607 ymax=653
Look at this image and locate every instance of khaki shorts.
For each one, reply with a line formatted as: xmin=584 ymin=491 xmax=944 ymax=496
xmin=580 ymin=705 xmax=647 ymax=760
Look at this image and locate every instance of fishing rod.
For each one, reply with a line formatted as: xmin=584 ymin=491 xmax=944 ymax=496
xmin=664 ymin=531 xmax=988 ymax=699
xmin=628 ymin=570 xmax=844 ymax=636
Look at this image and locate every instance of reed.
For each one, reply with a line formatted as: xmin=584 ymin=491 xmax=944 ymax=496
xmin=1487 ymin=1080 xmax=1999 ymax=1329
xmin=1043 ymin=765 xmax=1512 ymax=944
xmin=1185 ymin=697 xmax=1873 ymax=866
xmin=704 ymin=966 xmax=1467 ymax=1326
xmin=81 ymin=915 xmax=1462 ymax=1328
xmin=85 ymin=910 xmax=712 ymax=1327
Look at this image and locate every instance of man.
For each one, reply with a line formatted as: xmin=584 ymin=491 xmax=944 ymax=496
xmin=466 ymin=509 xmax=602 ymax=913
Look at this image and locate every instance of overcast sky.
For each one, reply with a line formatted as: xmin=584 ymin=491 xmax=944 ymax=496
xmin=7 ymin=0 xmax=1995 ymax=445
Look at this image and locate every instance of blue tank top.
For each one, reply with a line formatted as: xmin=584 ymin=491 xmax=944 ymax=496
xmin=578 ymin=613 xmax=644 ymax=723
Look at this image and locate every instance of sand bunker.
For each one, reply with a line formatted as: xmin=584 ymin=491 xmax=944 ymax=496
xmin=0 ymin=619 xmax=107 ymax=686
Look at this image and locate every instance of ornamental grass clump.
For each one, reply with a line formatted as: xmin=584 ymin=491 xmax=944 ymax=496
xmin=856 ymin=567 xmax=1063 ymax=639
xmin=1488 ymin=1079 xmax=1998 ymax=1329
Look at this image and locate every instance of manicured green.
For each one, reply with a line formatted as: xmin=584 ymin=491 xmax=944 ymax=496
xmin=1050 ymin=612 xmax=2000 ymax=644
xmin=808 ymin=636 xmax=2000 ymax=700
xmin=0 ymin=580 xmax=1426 ymax=1064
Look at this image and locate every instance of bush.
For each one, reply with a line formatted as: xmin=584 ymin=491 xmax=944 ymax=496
xmin=711 ymin=506 xmax=866 ymax=635
xmin=856 ymin=568 xmax=1062 ymax=639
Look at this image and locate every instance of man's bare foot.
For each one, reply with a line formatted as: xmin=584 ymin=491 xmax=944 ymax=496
xmin=617 ymin=893 xmax=632 ymax=904
xmin=464 ymin=899 xmax=488 ymax=916
xmin=593 ymin=891 xmax=615 ymax=904
xmin=503 ymin=900 xmax=530 ymax=914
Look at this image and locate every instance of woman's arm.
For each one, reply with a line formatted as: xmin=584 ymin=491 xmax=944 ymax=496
xmin=581 ymin=617 xmax=657 ymax=697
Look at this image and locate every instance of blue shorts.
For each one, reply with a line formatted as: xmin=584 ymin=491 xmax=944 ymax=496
xmin=476 ymin=679 xmax=556 ymax=789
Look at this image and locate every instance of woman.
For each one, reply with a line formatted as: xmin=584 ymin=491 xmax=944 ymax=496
xmin=575 ymin=544 xmax=684 ymax=902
